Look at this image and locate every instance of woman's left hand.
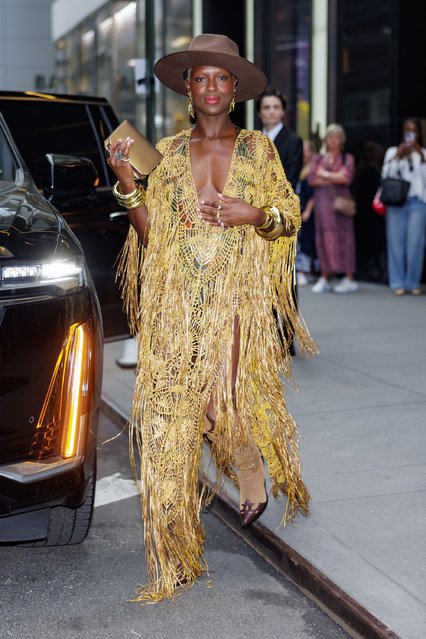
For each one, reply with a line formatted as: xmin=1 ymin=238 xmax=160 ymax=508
xmin=199 ymin=194 xmax=265 ymax=227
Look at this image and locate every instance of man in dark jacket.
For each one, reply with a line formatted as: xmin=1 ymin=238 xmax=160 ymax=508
xmin=257 ymin=89 xmax=303 ymax=355
xmin=256 ymin=89 xmax=303 ymax=190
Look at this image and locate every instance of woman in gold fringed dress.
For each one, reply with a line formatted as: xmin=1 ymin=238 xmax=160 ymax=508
xmin=106 ymin=34 xmax=317 ymax=604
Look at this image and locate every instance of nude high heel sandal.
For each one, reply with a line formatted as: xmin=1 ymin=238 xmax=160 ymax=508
xmin=203 ymin=415 xmax=268 ymax=527
xmin=233 ymin=444 xmax=268 ymax=528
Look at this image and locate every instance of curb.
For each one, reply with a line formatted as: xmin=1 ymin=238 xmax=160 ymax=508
xmin=208 ymin=487 xmax=400 ymax=639
xmin=100 ymin=394 xmax=400 ymax=639
xmin=101 ymin=395 xmax=129 ymax=428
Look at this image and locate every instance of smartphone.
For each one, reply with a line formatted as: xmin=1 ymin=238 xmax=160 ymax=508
xmin=405 ymin=131 xmax=416 ymax=143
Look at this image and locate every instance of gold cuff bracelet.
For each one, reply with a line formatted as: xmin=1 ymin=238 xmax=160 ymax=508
xmin=255 ymin=206 xmax=284 ymax=241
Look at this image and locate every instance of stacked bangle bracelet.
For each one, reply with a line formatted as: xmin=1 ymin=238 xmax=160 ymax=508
xmin=255 ymin=205 xmax=285 ymax=241
xmin=112 ymin=180 xmax=146 ymax=209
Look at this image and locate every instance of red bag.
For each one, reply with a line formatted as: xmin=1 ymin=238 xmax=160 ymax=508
xmin=372 ymin=188 xmax=387 ymax=216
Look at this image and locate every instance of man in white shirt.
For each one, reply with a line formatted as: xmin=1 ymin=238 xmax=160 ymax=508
xmin=256 ymin=89 xmax=303 ymax=190
xmin=257 ymin=89 xmax=303 ymax=354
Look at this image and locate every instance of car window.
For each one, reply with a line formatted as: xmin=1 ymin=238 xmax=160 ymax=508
xmin=0 ymin=125 xmax=21 ymax=191
xmin=0 ymin=101 xmax=109 ymax=188
xmin=88 ymin=104 xmax=119 ymax=187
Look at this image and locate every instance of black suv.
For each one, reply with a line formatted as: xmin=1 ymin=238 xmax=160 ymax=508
xmin=0 ymin=110 xmax=103 ymax=545
xmin=0 ymin=91 xmax=128 ymax=337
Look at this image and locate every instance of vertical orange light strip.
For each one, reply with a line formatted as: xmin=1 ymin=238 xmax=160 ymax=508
xmin=62 ymin=324 xmax=88 ymax=458
xmin=35 ymin=321 xmax=91 ymax=460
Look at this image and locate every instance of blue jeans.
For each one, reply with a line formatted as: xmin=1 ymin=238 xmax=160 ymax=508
xmin=386 ymin=196 xmax=426 ymax=290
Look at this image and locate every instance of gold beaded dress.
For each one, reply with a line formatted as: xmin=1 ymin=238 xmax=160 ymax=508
xmin=117 ymin=128 xmax=316 ymax=603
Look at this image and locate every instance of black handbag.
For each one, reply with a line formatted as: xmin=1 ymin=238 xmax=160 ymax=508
xmin=380 ymin=160 xmax=411 ymax=207
xmin=380 ymin=178 xmax=410 ymax=206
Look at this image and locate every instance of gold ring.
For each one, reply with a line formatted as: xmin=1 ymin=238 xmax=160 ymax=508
xmin=121 ymin=156 xmax=131 ymax=162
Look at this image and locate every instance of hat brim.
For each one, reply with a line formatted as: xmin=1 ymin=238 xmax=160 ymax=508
xmin=154 ymin=51 xmax=267 ymax=102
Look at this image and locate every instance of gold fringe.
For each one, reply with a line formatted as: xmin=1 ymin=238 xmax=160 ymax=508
xmin=115 ymin=226 xmax=145 ymax=336
xmin=117 ymin=129 xmax=317 ymax=603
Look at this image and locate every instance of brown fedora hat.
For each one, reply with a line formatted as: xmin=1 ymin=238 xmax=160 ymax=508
xmin=154 ymin=34 xmax=267 ymax=102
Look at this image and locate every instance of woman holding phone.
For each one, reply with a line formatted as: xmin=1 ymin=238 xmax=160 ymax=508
xmin=106 ymin=34 xmax=315 ymax=603
xmin=382 ymin=118 xmax=426 ymax=295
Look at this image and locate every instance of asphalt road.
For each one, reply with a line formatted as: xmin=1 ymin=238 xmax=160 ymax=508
xmin=0 ymin=415 xmax=349 ymax=639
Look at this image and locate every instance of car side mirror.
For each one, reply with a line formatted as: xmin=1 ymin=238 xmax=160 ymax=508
xmin=43 ymin=154 xmax=99 ymax=203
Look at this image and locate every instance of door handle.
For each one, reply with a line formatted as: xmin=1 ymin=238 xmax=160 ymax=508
xmin=109 ymin=211 xmax=128 ymax=221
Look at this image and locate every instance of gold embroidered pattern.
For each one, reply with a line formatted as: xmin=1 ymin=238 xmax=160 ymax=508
xmin=116 ymin=128 xmax=317 ymax=603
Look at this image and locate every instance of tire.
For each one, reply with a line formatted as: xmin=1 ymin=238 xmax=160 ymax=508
xmin=28 ymin=460 xmax=96 ymax=547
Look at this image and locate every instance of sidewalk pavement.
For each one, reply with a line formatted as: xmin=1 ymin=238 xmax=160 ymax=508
xmin=101 ymin=283 xmax=426 ymax=639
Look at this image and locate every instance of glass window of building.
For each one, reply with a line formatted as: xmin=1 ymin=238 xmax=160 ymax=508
xmin=53 ymin=0 xmax=193 ymax=140
xmin=64 ymin=29 xmax=81 ymax=95
xmin=96 ymin=7 xmax=114 ymax=104
xmin=112 ymin=1 xmax=138 ymax=120
xmin=54 ymin=38 xmax=68 ymax=94
xmin=336 ymin=1 xmax=393 ymax=147
xmin=154 ymin=0 xmax=192 ymax=139
xmin=254 ymin=0 xmax=312 ymax=140
xmin=81 ymin=20 xmax=96 ymax=95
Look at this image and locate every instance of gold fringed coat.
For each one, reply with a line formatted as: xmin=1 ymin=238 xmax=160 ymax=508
xmin=117 ymin=128 xmax=317 ymax=603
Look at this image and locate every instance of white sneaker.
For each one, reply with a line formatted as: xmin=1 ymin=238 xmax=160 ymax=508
xmin=311 ymin=277 xmax=332 ymax=293
xmin=115 ymin=337 xmax=138 ymax=368
xmin=333 ymin=277 xmax=359 ymax=293
xmin=297 ymin=272 xmax=309 ymax=286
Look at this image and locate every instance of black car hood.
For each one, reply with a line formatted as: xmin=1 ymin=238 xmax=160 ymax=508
xmin=0 ymin=184 xmax=79 ymax=261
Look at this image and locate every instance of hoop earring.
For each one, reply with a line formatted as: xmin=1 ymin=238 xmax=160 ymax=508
xmin=228 ymin=93 xmax=236 ymax=114
xmin=187 ymin=92 xmax=195 ymax=119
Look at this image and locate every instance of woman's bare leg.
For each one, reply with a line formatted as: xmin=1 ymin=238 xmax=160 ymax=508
xmin=204 ymin=318 xmax=267 ymax=526
xmin=204 ymin=316 xmax=240 ymax=431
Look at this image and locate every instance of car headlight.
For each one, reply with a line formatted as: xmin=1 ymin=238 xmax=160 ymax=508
xmin=35 ymin=321 xmax=92 ymax=460
xmin=0 ymin=257 xmax=88 ymax=294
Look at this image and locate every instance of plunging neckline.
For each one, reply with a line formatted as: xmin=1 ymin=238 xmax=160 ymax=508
xmin=186 ymin=127 xmax=242 ymax=206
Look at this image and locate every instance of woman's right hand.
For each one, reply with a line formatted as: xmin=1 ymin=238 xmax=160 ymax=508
xmin=106 ymin=137 xmax=136 ymax=193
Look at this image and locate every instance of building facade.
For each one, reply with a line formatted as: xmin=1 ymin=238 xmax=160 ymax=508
xmin=0 ymin=0 xmax=54 ymax=91
xmin=53 ymin=0 xmax=197 ymax=142
xmin=330 ymin=0 xmax=426 ymax=153
xmin=51 ymin=0 xmax=426 ymax=150
xmin=51 ymin=0 xmax=321 ymax=142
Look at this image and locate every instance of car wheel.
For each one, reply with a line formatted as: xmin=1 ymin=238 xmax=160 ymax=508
xmin=27 ymin=460 xmax=96 ymax=547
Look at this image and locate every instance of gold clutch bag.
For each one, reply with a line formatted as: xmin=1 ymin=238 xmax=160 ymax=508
xmin=104 ymin=119 xmax=163 ymax=177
